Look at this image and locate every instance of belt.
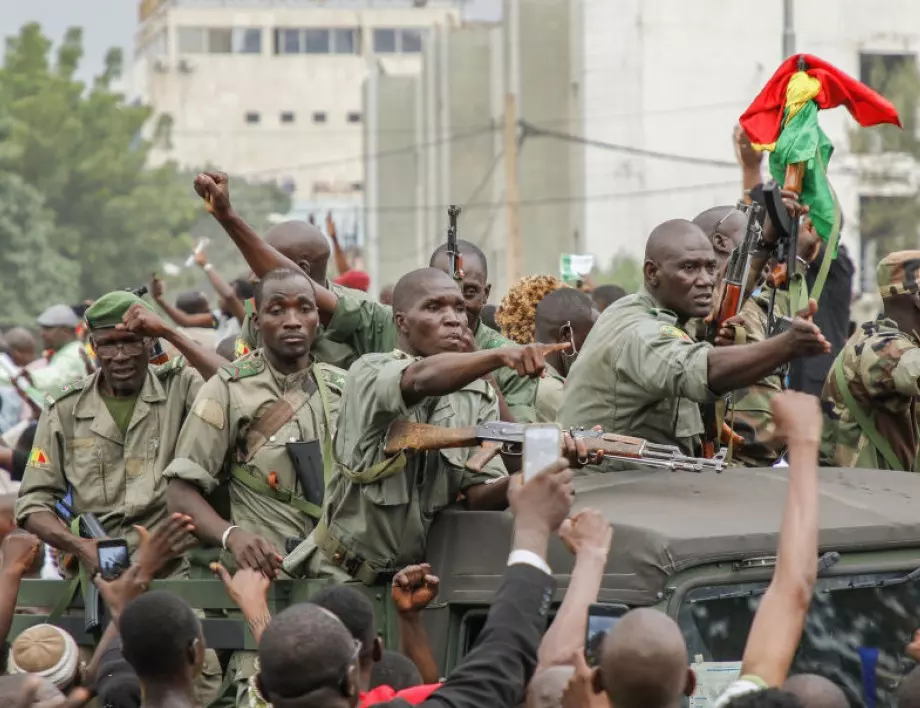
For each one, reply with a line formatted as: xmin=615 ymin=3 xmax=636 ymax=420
xmin=230 ymin=464 xmax=322 ymax=520
xmin=313 ymin=521 xmax=396 ymax=587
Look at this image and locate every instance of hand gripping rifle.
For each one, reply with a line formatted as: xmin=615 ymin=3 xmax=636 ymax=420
xmin=446 ymin=205 xmax=463 ymax=280
xmin=701 ymin=202 xmax=762 ymax=459
xmin=384 ymin=421 xmax=727 ymax=473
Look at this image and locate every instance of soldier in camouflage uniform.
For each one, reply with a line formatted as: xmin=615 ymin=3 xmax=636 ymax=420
xmin=284 ymin=268 xmax=557 ymax=584
xmin=560 ymin=219 xmax=829 ymax=458
xmin=15 ymin=291 xmax=225 ymax=706
xmin=165 ymin=268 xmax=344 ymax=707
xmin=820 ymin=251 xmax=920 ymax=471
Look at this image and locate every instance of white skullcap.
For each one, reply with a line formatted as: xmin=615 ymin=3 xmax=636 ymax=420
xmin=7 ymin=624 xmax=79 ymax=690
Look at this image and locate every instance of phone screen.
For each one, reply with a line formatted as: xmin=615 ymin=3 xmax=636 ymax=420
xmin=98 ymin=541 xmax=130 ymax=581
xmin=523 ymin=424 xmax=562 ymax=483
xmin=585 ymin=604 xmax=627 ymax=667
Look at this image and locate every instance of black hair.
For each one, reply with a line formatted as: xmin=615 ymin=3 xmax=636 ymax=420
xmin=370 ymin=650 xmax=422 ymax=691
xmin=259 ymin=603 xmax=355 ymax=699
xmin=253 ymin=268 xmax=314 ymax=311
xmin=724 ymin=689 xmax=805 ymax=708
xmin=312 ymin=585 xmax=377 ymax=660
xmin=536 ymin=287 xmax=596 ymax=329
xmin=591 ymin=284 xmax=627 ymax=311
xmin=429 ymin=239 xmax=488 ymax=279
xmin=119 ymin=592 xmax=201 ymax=682
xmin=175 ymin=290 xmax=210 ymax=316
xmin=231 ymin=277 xmax=255 ymax=301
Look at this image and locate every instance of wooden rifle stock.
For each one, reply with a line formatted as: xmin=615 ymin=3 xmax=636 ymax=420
xmin=384 ymin=421 xmax=480 ymax=455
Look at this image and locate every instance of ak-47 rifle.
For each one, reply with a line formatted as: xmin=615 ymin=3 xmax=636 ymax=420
xmin=384 ymin=421 xmax=727 ymax=473
xmin=701 ymin=202 xmax=763 ymax=459
xmin=446 ymin=205 xmax=463 ymax=280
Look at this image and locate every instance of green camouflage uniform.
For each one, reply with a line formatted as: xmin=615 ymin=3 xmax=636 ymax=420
xmin=235 ymin=282 xmax=359 ymax=369
xmin=286 ymin=350 xmax=507 ymax=584
xmin=559 ymin=289 xmax=717 ymax=456
xmin=730 ymin=292 xmax=786 ymax=467
xmin=320 ymin=290 xmax=539 ymax=422
xmin=163 ymin=351 xmax=344 ymax=707
xmin=534 ymin=363 xmax=565 ymax=423
xmin=819 ymin=317 xmax=920 ymax=470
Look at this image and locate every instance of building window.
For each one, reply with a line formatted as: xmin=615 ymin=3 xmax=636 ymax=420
xmin=351 ymin=182 xmax=364 ymax=192
xmin=276 ymin=28 xmax=302 ymax=54
xmin=332 ymin=29 xmax=358 ymax=54
xmin=312 ymin=111 xmax=327 ymax=124
xmin=280 ymin=111 xmax=296 ymax=124
xmin=373 ymin=28 xmax=397 ymax=54
xmin=305 ymin=29 xmax=330 ymax=54
xmin=177 ymin=27 xmax=205 ymax=54
xmin=245 ymin=112 xmax=260 ymax=124
xmin=401 ymin=28 xmax=422 ymax=53
xmin=207 ymin=28 xmax=233 ymax=54
xmin=178 ymin=26 xmax=261 ymax=54
xmin=233 ymin=28 xmax=262 ymax=54
xmin=347 ymin=111 xmax=362 ymax=123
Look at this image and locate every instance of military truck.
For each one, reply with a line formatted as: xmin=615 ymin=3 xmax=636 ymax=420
xmin=11 ymin=466 xmax=920 ymax=706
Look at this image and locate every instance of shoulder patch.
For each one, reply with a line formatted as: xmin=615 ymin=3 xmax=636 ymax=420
xmin=154 ymin=355 xmax=186 ymax=380
xmin=27 ymin=447 xmax=51 ymax=469
xmin=659 ymin=324 xmax=691 ymax=341
xmin=314 ymin=362 xmax=347 ymax=390
xmin=192 ymin=398 xmax=226 ymax=429
xmin=44 ymin=379 xmax=86 ymax=407
xmin=218 ymin=353 xmax=264 ymax=382
xmin=234 ymin=336 xmax=252 ymax=358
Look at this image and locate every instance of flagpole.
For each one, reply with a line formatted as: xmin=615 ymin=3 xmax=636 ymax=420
xmin=783 ymin=0 xmax=796 ymax=58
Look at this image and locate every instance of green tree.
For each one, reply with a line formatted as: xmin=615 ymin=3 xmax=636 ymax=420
xmin=592 ymin=252 xmax=642 ymax=294
xmin=0 ymin=23 xmax=197 ymax=298
xmin=0 ymin=173 xmax=79 ymax=325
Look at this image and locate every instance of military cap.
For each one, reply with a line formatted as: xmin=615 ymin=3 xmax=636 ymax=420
xmin=877 ymin=251 xmax=920 ymax=299
xmin=84 ymin=291 xmax=153 ymax=330
xmin=36 ymin=304 xmax=79 ymax=328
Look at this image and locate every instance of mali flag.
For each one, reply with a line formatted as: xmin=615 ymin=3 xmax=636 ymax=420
xmin=740 ymin=54 xmax=901 ymax=242
xmin=28 ymin=448 xmax=50 ymax=466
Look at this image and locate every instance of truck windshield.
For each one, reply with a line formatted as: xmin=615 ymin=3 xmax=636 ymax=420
xmin=678 ymin=572 xmax=920 ymax=707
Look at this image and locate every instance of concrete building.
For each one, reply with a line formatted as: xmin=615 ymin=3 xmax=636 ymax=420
xmin=365 ymin=0 xmax=580 ymax=295
xmin=132 ymin=0 xmax=463 ymax=234
xmin=367 ymin=0 xmax=920 ymax=296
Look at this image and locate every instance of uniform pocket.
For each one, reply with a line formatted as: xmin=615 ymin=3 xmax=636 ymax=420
xmin=360 ymin=472 xmax=411 ymax=507
xmin=68 ymin=439 xmax=106 ymax=506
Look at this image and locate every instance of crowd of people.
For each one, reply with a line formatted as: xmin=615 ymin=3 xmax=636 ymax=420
xmin=0 ymin=111 xmax=916 ymax=708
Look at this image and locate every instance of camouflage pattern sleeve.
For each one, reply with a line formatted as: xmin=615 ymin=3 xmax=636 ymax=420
xmin=857 ymin=334 xmax=920 ymax=401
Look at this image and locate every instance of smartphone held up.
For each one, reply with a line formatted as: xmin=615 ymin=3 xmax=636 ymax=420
xmin=97 ymin=539 xmax=130 ymax=581
xmin=523 ymin=424 xmax=562 ymax=483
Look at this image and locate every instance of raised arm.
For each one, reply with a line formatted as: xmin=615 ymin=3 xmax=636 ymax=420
xmin=193 ymin=172 xmax=339 ymax=321
xmin=195 ymin=250 xmax=247 ymax=323
xmin=150 ymin=276 xmax=214 ymax=329
xmin=119 ymin=304 xmax=225 ymax=380
xmin=738 ymin=390 xmax=821 ymax=687
xmin=326 ymin=212 xmax=351 ymax=276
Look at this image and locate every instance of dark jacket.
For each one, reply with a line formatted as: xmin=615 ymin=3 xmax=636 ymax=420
xmin=380 ymin=562 xmax=555 ymax=708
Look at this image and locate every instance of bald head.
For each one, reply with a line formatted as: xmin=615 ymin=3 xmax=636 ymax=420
xmin=644 ymin=220 xmax=716 ymax=318
xmin=600 ymin=609 xmax=691 ymax=708
xmin=4 ymin=327 xmax=37 ymax=367
xmin=782 ymin=675 xmax=848 ymax=708
xmin=693 ymin=206 xmax=747 ymax=268
xmin=265 ymin=221 xmax=331 ymax=285
xmin=392 ymin=268 xmax=460 ymax=315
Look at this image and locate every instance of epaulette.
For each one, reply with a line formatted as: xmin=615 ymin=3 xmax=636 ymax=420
xmin=314 ymin=362 xmax=347 ymax=391
xmin=649 ymin=307 xmax=679 ymax=325
xmin=219 ymin=353 xmax=264 ymax=382
xmin=154 ymin=355 xmax=186 ymax=380
xmin=44 ymin=379 xmax=86 ymax=407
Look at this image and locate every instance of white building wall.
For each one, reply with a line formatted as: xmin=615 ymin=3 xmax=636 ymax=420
xmin=580 ymin=0 xmax=920 ymax=288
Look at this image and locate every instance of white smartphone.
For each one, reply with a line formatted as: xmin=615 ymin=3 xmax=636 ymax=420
xmin=523 ymin=424 xmax=562 ymax=483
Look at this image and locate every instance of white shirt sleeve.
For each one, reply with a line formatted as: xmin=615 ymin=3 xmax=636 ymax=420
xmin=507 ymin=549 xmax=552 ymax=575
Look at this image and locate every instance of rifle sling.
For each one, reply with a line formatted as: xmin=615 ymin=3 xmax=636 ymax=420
xmin=809 ymin=146 xmax=842 ymax=303
xmin=833 ymin=357 xmax=902 ymax=470
xmin=229 ymin=464 xmax=322 ymax=520
xmin=242 ymin=375 xmax=317 ymax=463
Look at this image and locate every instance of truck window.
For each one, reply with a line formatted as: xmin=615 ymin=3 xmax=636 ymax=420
xmin=678 ymin=572 xmax=920 ymax=707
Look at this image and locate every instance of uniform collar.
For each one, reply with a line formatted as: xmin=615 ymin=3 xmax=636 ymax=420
xmin=73 ymin=368 xmax=167 ymax=443
xmin=260 ymin=349 xmax=313 ymax=389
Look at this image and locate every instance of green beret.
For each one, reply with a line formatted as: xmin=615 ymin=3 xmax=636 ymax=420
xmin=84 ymin=291 xmax=153 ymax=330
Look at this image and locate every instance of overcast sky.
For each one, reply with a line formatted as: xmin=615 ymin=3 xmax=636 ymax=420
xmin=0 ymin=0 xmax=501 ymax=83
